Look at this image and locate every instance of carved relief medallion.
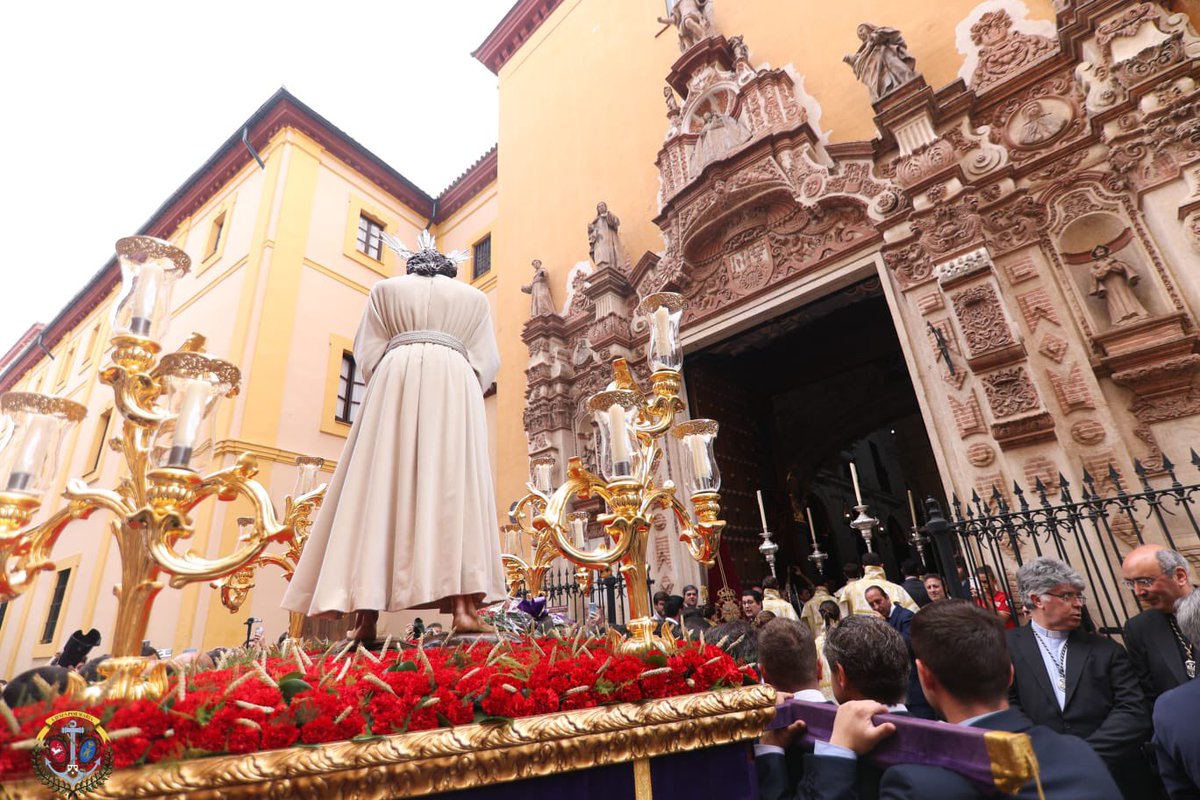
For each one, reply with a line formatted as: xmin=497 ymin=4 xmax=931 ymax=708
xmin=981 ymin=367 xmax=1041 ymax=418
xmin=1006 ymin=98 xmax=1072 ymax=148
xmin=724 ymin=239 xmax=774 ymax=295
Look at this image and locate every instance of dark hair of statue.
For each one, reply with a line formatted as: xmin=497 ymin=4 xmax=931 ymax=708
xmin=406 ymin=249 xmax=459 ymax=278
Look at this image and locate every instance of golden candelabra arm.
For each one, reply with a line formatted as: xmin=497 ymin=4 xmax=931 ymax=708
xmin=145 ymin=455 xmax=320 ymax=588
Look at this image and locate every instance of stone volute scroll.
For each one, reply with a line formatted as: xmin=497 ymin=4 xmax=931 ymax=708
xmin=843 ymin=23 xmax=919 ymax=103
xmin=522 ymin=259 xmax=558 ymax=318
xmin=588 ymin=202 xmax=629 ymax=273
xmin=658 ymin=0 xmax=715 ymax=53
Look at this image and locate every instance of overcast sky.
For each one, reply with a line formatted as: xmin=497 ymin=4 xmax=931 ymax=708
xmin=0 ymin=1 xmax=509 ymax=355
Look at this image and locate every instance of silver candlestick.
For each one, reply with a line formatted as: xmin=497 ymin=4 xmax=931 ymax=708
xmin=759 ymin=528 xmax=779 ymax=578
xmin=908 ymin=524 xmax=929 ymax=564
xmin=850 ymin=504 xmax=879 ymax=552
xmin=807 ymin=542 xmax=828 ymax=572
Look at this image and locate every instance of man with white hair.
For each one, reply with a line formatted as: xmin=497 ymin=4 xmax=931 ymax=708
xmin=1007 ymin=557 xmax=1152 ymax=798
xmin=1152 ymin=589 xmax=1200 ymax=797
xmin=1121 ymin=544 xmax=1196 ymax=702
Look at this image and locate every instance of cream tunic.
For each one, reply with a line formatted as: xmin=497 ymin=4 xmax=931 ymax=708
xmin=282 ymin=274 xmax=506 ymax=615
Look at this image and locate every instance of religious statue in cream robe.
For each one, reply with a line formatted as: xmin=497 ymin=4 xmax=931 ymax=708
xmin=282 ymin=231 xmax=506 ymax=639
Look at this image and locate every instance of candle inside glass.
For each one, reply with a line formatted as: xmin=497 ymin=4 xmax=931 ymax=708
xmin=167 ymin=379 xmax=211 ymax=468
xmin=5 ymin=415 xmax=53 ymax=492
xmin=606 ymin=403 xmax=632 ymax=476
xmin=686 ymin=433 xmax=713 ymax=490
xmin=652 ymin=306 xmax=672 ymax=370
xmin=129 ymin=262 xmax=165 ymax=337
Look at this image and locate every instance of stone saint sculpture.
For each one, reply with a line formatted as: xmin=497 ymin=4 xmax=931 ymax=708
xmin=689 ymin=110 xmax=753 ymax=173
xmin=843 ymin=23 xmax=918 ymax=102
xmin=587 ymin=202 xmax=627 ymax=272
xmin=282 ymin=230 xmax=505 ymax=640
xmin=657 ymin=0 xmax=713 ymax=53
xmin=522 ymin=259 xmax=557 ymax=317
xmin=1088 ymin=244 xmax=1148 ymax=326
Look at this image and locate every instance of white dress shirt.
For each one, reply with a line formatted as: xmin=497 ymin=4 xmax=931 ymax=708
xmin=1030 ymin=620 xmax=1069 ymax=709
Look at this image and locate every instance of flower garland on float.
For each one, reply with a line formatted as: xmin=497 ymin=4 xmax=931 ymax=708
xmin=0 ymin=631 xmax=757 ymax=778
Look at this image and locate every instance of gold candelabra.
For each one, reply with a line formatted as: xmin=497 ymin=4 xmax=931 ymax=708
xmin=212 ymin=456 xmax=326 ymax=640
xmin=0 ymin=236 xmax=321 ymax=699
xmin=503 ymin=293 xmax=726 ymax=653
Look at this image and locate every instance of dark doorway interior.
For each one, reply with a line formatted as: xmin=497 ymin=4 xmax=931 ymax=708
xmin=684 ymin=278 xmax=942 ymax=598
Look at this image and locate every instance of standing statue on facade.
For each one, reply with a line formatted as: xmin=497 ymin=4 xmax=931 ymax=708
xmin=664 ymin=86 xmax=682 ymax=136
xmin=1088 ymin=244 xmax=1149 ymax=326
xmin=282 ymin=230 xmax=506 ymax=640
xmin=588 ymin=202 xmax=627 ymax=273
xmin=657 ymin=0 xmax=713 ymax=53
xmin=843 ymin=23 xmax=919 ymax=102
xmin=522 ymin=259 xmax=557 ymax=317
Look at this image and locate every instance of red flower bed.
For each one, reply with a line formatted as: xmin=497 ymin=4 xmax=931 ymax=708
xmin=0 ymin=637 xmax=757 ymax=779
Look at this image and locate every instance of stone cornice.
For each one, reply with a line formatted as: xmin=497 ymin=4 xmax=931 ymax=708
xmin=434 ymin=146 xmax=498 ymax=223
xmin=473 ymin=0 xmax=566 ymax=75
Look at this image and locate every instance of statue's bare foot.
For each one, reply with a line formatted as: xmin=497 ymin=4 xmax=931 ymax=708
xmin=451 ymin=594 xmax=495 ymax=634
xmin=451 ymin=611 xmax=496 ymax=634
xmin=347 ymin=610 xmax=378 ymax=642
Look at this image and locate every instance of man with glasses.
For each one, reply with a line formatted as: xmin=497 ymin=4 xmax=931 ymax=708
xmin=1007 ymin=557 xmax=1152 ymax=798
xmin=1121 ymin=544 xmax=1196 ymax=703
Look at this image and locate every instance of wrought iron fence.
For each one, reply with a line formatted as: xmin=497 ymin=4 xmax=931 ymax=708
xmin=531 ymin=564 xmax=644 ymax=627
xmin=924 ymin=451 xmax=1200 ymax=636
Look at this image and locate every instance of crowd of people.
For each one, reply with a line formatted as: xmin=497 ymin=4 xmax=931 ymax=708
xmin=742 ymin=543 xmax=1198 ymax=799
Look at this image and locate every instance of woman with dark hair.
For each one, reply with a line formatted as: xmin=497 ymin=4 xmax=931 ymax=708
xmin=284 ymin=232 xmax=506 ymax=640
xmin=816 ymin=599 xmax=842 ymax=700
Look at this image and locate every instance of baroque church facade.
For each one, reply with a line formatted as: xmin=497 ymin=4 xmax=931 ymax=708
xmin=483 ymin=0 xmax=1200 ymax=590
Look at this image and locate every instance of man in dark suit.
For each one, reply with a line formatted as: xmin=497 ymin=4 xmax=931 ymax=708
xmin=865 ymin=586 xmax=933 ymax=719
xmin=755 ymin=618 xmax=827 ymax=799
xmin=1153 ymin=590 xmax=1200 ymax=798
xmin=1008 ymin=557 xmax=1152 ymax=798
xmin=758 ymin=616 xmax=910 ymax=800
xmin=900 ymin=559 xmax=931 ymax=607
xmin=1121 ymin=544 xmax=1195 ymax=703
xmin=801 ymin=600 xmax=1121 ymax=799
xmin=865 ymin=586 xmax=914 ymax=639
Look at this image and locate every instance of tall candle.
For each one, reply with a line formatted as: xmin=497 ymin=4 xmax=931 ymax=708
xmin=756 ymin=490 xmax=769 ymax=531
xmin=688 ymin=435 xmax=712 ymax=482
xmin=849 ymin=461 xmax=863 ymax=505
xmin=652 ymin=305 xmax=672 ymax=368
xmin=168 ymin=379 xmax=210 ymax=467
xmin=607 ymin=403 xmax=630 ymax=463
xmin=907 ymin=489 xmax=919 ymax=528
xmin=6 ymin=415 xmax=53 ymax=491
xmin=806 ymin=505 xmax=817 ymax=547
xmin=130 ymin=262 xmax=164 ymax=336
xmin=534 ymin=461 xmax=553 ymax=492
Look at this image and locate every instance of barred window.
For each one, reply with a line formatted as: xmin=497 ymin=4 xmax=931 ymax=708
xmin=336 ymin=352 xmax=367 ymax=424
xmin=356 ymin=214 xmax=384 ymax=261
xmin=473 ymin=235 xmax=492 ymax=280
xmin=40 ymin=567 xmax=71 ymax=644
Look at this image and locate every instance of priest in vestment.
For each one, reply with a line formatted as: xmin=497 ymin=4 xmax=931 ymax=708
xmin=282 ymin=232 xmax=507 ymax=639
